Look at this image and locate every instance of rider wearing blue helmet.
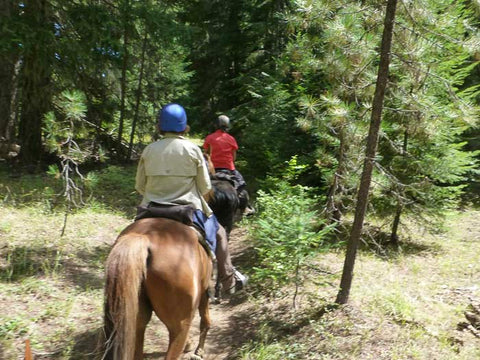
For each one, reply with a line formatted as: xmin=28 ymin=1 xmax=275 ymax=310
xmin=135 ymin=103 xmax=247 ymax=295
xmin=157 ymin=103 xmax=187 ymax=132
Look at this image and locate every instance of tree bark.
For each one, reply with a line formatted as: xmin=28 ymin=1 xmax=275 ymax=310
xmin=390 ymin=205 xmax=402 ymax=245
xmin=391 ymin=130 xmax=408 ymax=245
xmin=0 ymin=0 xmax=18 ymax=142
xmin=18 ymin=0 xmax=52 ymax=166
xmin=128 ymin=29 xmax=148 ymax=160
xmin=336 ymin=0 xmax=398 ymax=305
xmin=117 ymin=0 xmax=130 ymax=159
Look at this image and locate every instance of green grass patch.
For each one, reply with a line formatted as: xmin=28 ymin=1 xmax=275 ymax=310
xmin=0 ymin=163 xmax=139 ymax=217
xmin=1 ymin=164 xmax=479 ymax=359
xmin=237 ymin=211 xmax=480 ymax=360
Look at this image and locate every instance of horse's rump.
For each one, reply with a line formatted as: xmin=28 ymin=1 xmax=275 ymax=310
xmin=103 ymin=218 xmax=212 ymax=360
xmin=209 ymin=180 xmax=239 ymax=235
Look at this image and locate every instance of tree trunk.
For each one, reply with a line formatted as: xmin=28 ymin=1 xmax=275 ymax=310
xmin=390 ymin=205 xmax=402 ymax=245
xmin=326 ymin=126 xmax=347 ymax=224
xmin=0 ymin=0 xmax=18 ymax=142
xmin=128 ymin=29 xmax=148 ymax=160
xmin=9 ymin=60 xmax=21 ymax=140
xmin=336 ymin=0 xmax=398 ymax=305
xmin=18 ymin=0 xmax=52 ymax=166
xmin=117 ymin=0 xmax=130 ymax=159
xmin=391 ymin=130 xmax=408 ymax=245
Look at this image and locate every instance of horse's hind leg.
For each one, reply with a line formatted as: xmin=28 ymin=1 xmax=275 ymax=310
xmin=194 ymin=291 xmax=211 ymax=358
xmin=134 ymin=291 xmax=153 ymax=360
xmin=165 ymin=321 xmax=194 ymax=360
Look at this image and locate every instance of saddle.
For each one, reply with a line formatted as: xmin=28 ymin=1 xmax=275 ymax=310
xmin=135 ymin=203 xmax=215 ymax=259
xmin=135 ymin=202 xmax=194 ymax=224
xmin=212 ymin=170 xmax=240 ymax=190
xmin=210 ymin=169 xmax=245 ymax=194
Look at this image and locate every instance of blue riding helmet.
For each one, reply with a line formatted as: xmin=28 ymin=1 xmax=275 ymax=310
xmin=158 ymin=103 xmax=187 ymax=132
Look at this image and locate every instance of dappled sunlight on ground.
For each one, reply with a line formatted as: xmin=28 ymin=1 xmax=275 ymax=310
xmin=1 ymin=210 xmax=479 ymax=359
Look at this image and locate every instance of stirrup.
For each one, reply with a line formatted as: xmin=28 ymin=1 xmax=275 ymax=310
xmin=243 ymin=206 xmax=255 ymax=216
xmin=222 ymin=269 xmax=248 ymax=296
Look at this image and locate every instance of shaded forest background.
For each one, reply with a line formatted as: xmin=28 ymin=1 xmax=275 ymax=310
xmin=1 ymin=2 xmax=480 ymax=358
xmin=1 ymin=0 xmax=480 ymax=240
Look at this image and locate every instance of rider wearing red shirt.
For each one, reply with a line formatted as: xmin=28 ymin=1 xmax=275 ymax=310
xmin=203 ymin=115 xmax=254 ymax=215
xmin=204 ymin=130 xmax=237 ymax=170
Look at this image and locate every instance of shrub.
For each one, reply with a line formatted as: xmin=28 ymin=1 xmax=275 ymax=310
xmin=250 ymin=157 xmax=332 ymax=300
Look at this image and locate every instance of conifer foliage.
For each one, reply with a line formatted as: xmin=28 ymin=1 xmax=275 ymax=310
xmin=0 ymin=0 xmax=478 ymax=242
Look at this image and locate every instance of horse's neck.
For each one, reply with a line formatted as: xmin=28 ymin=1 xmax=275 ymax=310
xmin=204 ymin=154 xmax=215 ymax=176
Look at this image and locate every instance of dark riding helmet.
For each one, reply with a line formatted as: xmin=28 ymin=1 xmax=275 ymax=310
xmin=158 ymin=103 xmax=187 ymax=132
xmin=216 ymin=115 xmax=230 ymax=130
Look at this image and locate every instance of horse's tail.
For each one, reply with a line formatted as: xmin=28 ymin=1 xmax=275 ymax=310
xmin=103 ymin=234 xmax=150 ymax=360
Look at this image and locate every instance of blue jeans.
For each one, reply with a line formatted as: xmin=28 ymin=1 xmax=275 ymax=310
xmin=192 ymin=210 xmax=219 ymax=253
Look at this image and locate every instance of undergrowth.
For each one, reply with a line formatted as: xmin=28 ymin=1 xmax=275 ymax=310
xmin=248 ymin=157 xmax=334 ymax=305
xmin=0 ymin=164 xmax=138 ymax=216
xmin=238 ymin=210 xmax=480 ymax=360
xmin=0 ymin=162 xmax=479 ymax=359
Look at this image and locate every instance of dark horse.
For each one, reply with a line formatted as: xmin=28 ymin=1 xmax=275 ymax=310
xmin=102 ymin=217 xmax=212 ymax=360
xmin=204 ymin=154 xmax=241 ymax=236
xmin=204 ymin=155 xmax=242 ymax=301
xmin=208 ymin=179 xmax=239 ymax=236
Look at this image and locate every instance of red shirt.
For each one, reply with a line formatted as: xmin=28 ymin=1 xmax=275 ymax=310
xmin=203 ymin=129 xmax=238 ymax=170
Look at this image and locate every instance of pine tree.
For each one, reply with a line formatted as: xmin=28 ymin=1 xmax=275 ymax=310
xmin=371 ymin=0 xmax=480 ymax=240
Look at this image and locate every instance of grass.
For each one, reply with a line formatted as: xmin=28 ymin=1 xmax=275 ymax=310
xmin=0 ymin=164 xmax=132 ymax=358
xmin=0 ymin=163 xmax=479 ymax=359
xmin=0 ymin=164 xmax=138 ymax=217
xmin=234 ymin=211 xmax=480 ymax=360
xmin=0 ymin=209 xmax=128 ymax=352
xmin=0 ymin=205 xmax=129 ymax=358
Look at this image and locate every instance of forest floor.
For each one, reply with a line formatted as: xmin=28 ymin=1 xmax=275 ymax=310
xmin=0 ymin=207 xmax=479 ymax=359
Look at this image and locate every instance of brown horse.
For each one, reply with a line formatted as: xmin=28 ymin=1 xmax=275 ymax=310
xmin=102 ymin=217 xmax=213 ymax=360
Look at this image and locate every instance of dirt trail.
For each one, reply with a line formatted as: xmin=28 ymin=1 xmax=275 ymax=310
xmin=141 ymin=227 xmax=253 ymax=360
